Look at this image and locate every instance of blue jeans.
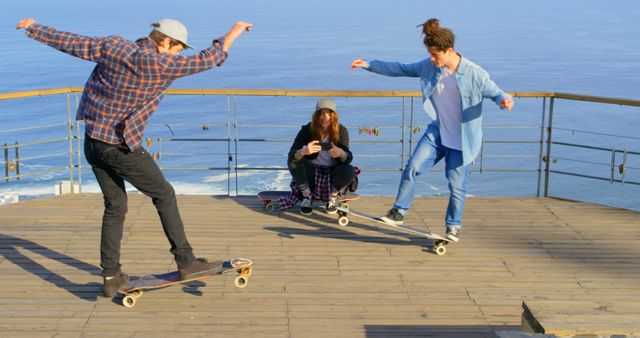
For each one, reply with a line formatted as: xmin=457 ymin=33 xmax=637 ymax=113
xmin=393 ymin=125 xmax=470 ymax=229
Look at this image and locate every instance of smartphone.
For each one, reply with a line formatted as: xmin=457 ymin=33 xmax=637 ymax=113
xmin=320 ymin=141 xmax=332 ymax=151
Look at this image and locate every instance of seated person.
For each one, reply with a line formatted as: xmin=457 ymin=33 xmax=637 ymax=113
xmin=281 ymin=98 xmax=357 ymax=215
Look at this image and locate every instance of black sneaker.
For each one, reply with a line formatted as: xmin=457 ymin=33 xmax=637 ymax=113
xmin=179 ymin=258 xmax=223 ymax=280
xmin=446 ymin=227 xmax=460 ymax=242
xmin=380 ymin=208 xmax=404 ymax=225
xmin=300 ymin=197 xmax=313 ymax=216
xmin=325 ymin=195 xmax=338 ymax=214
xmin=102 ymin=272 xmax=129 ymax=297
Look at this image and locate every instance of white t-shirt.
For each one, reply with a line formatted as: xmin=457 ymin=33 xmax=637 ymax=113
xmin=431 ymin=68 xmax=463 ymax=150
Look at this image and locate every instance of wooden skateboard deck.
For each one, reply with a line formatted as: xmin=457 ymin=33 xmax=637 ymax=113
xmin=335 ymin=206 xmax=451 ymax=255
xmin=118 ymin=258 xmax=252 ymax=308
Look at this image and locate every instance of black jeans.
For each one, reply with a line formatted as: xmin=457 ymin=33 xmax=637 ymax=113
xmin=84 ymin=136 xmax=195 ymax=276
xmin=288 ymin=158 xmax=356 ymax=194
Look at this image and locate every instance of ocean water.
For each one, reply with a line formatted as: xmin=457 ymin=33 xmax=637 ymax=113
xmin=1 ymin=0 xmax=639 ymax=210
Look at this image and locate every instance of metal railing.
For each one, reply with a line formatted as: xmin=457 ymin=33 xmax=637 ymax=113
xmin=1 ymin=88 xmax=638 ymax=208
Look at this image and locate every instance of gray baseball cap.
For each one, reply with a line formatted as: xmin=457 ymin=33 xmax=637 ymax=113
xmin=152 ymin=18 xmax=194 ymax=49
xmin=315 ymin=98 xmax=337 ymax=112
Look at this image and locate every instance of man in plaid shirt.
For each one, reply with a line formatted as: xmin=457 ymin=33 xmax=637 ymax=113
xmin=17 ymin=18 xmax=252 ymax=297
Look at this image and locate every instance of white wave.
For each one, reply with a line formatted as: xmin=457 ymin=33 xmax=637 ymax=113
xmin=0 ymin=185 xmax=55 ymax=197
xmin=82 ymin=180 xmax=228 ymax=196
xmin=203 ymin=171 xmax=253 ymax=183
xmin=172 ymin=182 xmax=228 ymax=195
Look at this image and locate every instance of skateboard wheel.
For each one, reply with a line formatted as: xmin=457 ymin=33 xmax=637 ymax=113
xmin=265 ymin=203 xmax=275 ymax=212
xmin=435 ymin=245 xmax=446 ymax=256
xmin=338 ymin=216 xmax=349 ymax=227
xmin=122 ymin=295 xmax=137 ymax=308
xmin=234 ymin=276 xmax=248 ymax=288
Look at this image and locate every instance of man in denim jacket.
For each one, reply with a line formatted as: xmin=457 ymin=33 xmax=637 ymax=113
xmin=351 ymin=18 xmax=513 ymax=242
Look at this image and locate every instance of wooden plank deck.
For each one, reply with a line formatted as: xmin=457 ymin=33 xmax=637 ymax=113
xmin=0 ymin=194 xmax=639 ymax=337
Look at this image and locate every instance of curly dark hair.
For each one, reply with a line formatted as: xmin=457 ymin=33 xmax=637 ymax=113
xmin=418 ymin=18 xmax=455 ymax=51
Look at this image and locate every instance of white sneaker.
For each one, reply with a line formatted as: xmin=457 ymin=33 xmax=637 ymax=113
xmin=300 ymin=197 xmax=313 ymax=215
xmin=325 ymin=195 xmax=338 ymax=214
xmin=445 ymin=227 xmax=460 ymax=242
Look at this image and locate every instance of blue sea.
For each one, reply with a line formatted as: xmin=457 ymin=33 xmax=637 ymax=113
xmin=1 ymin=0 xmax=639 ymax=210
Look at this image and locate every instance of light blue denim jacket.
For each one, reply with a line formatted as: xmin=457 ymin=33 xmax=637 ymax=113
xmin=367 ymin=55 xmax=511 ymax=165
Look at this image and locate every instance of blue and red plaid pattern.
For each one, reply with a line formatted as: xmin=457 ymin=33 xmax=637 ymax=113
xmin=279 ymin=165 xmax=333 ymax=210
xmin=278 ymin=166 xmax=360 ymax=210
xmin=27 ymin=24 xmax=227 ymax=150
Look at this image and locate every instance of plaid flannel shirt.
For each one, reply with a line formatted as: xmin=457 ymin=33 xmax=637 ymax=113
xmin=26 ymin=24 xmax=227 ymax=150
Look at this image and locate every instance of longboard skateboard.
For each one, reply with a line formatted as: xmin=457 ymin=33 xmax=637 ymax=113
xmin=118 ymin=258 xmax=252 ymax=308
xmin=335 ymin=206 xmax=451 ymax=255
xmin=258 ymin=190 xmax=359 ymax=226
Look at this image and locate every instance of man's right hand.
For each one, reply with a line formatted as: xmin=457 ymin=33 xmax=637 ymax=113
xmin=351 ymin=58 xmax=369 ymax=71
xmin=16 ymin=18 xmax=37 ymax=30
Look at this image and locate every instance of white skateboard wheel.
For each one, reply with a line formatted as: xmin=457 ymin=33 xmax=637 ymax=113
xmin=235 ymin=276 xmax=248 ymax=288
xmin=122 ymin=295 xmax=137 ymax=308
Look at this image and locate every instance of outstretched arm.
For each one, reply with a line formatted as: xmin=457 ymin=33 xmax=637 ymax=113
xmin=223 ymin=21 xmax=252 ymax=53
xmin=17 ymin=18 xmax=105 ymax=62
xmin=351 ymin=57 xmax=426 ymax=77
xmin=162 ymin=21 xmax=253 ymax=79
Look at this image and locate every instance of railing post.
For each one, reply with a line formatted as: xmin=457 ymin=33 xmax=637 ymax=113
xmin=543 ymin=97 xmax=555 ymax=197
xmin=479 ymin=142 xmax=484 ymax=174
xmin=408 ymin=96 xmax=413 ymax=158
xmin=401 ymin=97 xmax=406 ymax=172
xmin=536 ymin=97 xmax=547 ymax=197
xmin=233 ymin=95 xmax=239 ymax=196
xmin=14 ymin=142 xmax=20 ymax=181
xmin=227 ymin=95 xmax=232 ymax=196
xmin=75 ymin=94 xmax=82 ymax=193
xmin=610 ymin=148 xmax=616 ymax=184
xmin=76 ymin=120 xmax=82 ymax=193
xmin=66 ymin=93 xmax=75 ymax=193
xmin=621 ymin=149 xmax=627 ymax=184
xmin=3 ymin=143 xmax=8 ymax=182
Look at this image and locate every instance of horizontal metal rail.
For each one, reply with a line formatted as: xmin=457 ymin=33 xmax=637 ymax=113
xmin=551 ymin=170 xmax=639 ymax=186
xmin=2 ymin=87 xmax=640 ymax=106
xmin=554 ymin=127 xmax=640 ymax=141
xmin=553 ymin=141 xmax=640 ymax=156
xmin=0 ymin=88 xmax=638 ymax=207
xmin=0 ymin=123 xmax=68 ymax=134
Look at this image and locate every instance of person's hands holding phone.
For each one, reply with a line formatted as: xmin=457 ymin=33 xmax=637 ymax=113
xmin=326 ymin=142 xmax=345 ymax=159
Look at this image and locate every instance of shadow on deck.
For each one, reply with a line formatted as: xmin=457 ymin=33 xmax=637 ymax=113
xmin=0 ymin=194 xmax=638 ymax=337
